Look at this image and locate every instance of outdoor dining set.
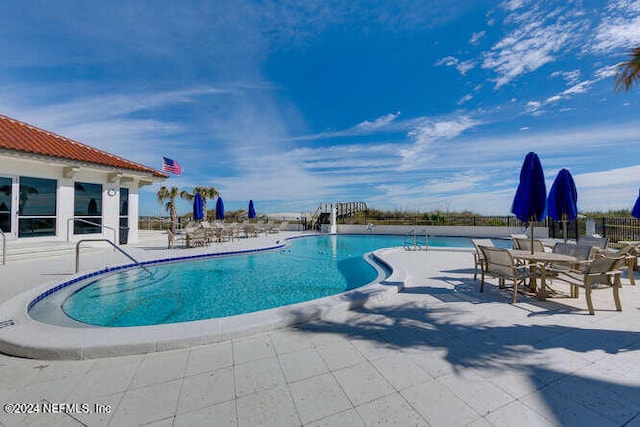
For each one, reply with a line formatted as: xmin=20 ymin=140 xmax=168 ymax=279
xmin=167 ymin=220 xmax=289 ymax=249
xmin=475 ymin=150 xmax=640 ymax=315
xmin=472 ymin=235 xmax=639 ymax=315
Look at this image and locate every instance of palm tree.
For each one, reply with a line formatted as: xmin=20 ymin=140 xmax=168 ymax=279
xmin=157 ymin=186 xmax=180 ymax=232
xmin=615 ymin=46 xmax=640 ymax=92
xmin=180 ymin=186 xmax=219 ymax=220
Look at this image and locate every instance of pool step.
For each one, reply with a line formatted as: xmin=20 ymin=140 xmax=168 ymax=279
xmin=2 ymin=240 xmax=104 ymax=262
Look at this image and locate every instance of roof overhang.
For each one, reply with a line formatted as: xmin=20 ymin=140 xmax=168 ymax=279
xmin=0 ymin=149 xmax=168 ymax=184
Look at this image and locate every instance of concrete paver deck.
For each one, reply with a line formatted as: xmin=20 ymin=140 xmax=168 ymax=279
xmin=1 ymin=232 xmax=639 ymax=426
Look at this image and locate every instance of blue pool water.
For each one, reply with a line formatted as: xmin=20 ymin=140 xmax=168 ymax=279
xmin=33 ymin=235 xmax=509 ymax=327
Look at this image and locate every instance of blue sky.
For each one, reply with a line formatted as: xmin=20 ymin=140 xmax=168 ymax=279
xmin=1 ymin=0 xmax=639 ymax=216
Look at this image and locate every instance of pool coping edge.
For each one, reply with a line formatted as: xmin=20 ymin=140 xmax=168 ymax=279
xmin=0 ymin=243 xmax=409 ymax=360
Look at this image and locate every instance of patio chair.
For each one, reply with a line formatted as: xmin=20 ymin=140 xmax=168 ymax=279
xmin=200 ymin=221 xmax=217 ymax=243
xmin=167 ymin=229 xmax=175 ymax=249
xmin=578 ymin=235 xmax=608 ymax=250
xmin=551 ymin=243 xmax=594 ymax=271
xmin=277 ymin=221 xmax=289 ymax=232
xmin=548 ymin=255 xmax=624 ymax=315
xmin=471 ymin=238 xmax=494 ymax=281
xmin=509 ymin=234 xmax=528 ymax=249
xmin=186 ymin=228 xmax=208 ymax=248
xmin=479 ymin=246 xmax=531 ymax=303
xmin=513 ymin=237 xmax=546 ymax=253
xmin=598 ymin=245 xmax=637 ymax=286
xmin=243 ymin=223 xmax=258 ymax=238
xmin=223 ymin=223 xmax=239 ymax=241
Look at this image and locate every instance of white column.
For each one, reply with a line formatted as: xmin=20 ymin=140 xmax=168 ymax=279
xmin=128 ymin=187 xmax=139 ymax=243
xmin=103 ymin=185 xmax=119 ymax=244
xmin=330 ymin=203 xmax=337 ymax=234
xmin=57 ymin=179 xmax=75 ymax=241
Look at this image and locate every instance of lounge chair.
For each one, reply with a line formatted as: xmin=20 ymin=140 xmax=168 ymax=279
xmin=471 ymin=238 xmax=494 ymax=281
xmin=479 ymin=246 xmax=531 ymax=303
xmin=547 ymin=256 xmax=624 ymax=314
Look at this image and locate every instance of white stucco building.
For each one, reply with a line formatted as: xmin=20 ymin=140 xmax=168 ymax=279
xmin=0 ymin=114 xmax=167 ymax=244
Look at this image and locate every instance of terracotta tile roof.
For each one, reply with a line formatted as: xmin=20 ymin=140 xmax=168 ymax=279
xmin=0 ymin=114 xmax=168 ymax=178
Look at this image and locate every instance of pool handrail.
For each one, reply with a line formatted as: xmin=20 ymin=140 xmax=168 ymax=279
xmin=67 ymin=217 xmax=117 ymax=245
xmin=76 ymin=238 xmax=150 ymax=274
xmin=404 ymin=228 xmax=428 ymax=251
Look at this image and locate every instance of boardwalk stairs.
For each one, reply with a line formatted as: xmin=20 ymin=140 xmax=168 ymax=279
xmin=310 ymin=202 xmax=367 ymax=231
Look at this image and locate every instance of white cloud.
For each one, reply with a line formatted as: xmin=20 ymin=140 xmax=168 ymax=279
xmin=399 ymin=116 xmax=481 ymax=171
xmin=457 ymin=94 xmax=473 ymax=105
xmin=426 ymin=173 xmax=487 ymax=194
xmin=501 ymin=0 xmax=525 ymax=12
xmin=470 ymin=31 xmax=486 ymax=45
xmin=482 ymin=3 xmax=587 ymax=88
xmin=594 ymin=64 xmax=618 ymax=80
xmin=550 ymin=70 xmax=581 ymax=85
xmin=457 ymin=60 xmax=475 ymax=75
xmin=355 ymin=112 xmax=401 ymax=130
xmin=436 ymin=56 xmax=474 ymax=75
xmin=525 ymin=63 xmax=623 ymax=114
xmin=592 ymin=0 xmax=640 ymax=53
xmin=436 ymin=56 xmax=459 ymax=67
xmin=526 ymin=101 xmax=542 ymax=112
xmin=574 ymin=164 xmax=640 ymax=212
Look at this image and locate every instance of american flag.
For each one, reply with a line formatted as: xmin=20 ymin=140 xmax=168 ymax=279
xmin=162 ymin=157 xmax=182 ymax=175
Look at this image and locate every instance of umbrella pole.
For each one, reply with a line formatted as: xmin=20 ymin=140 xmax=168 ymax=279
xmin=530 ymin=220 xmax=535 ymax=255
xmin=562 ymin=220 xmax=568 ymax=243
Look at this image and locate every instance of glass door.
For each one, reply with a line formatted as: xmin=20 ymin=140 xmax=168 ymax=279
xmin=0 ymin=176 xmax=16 ymax=238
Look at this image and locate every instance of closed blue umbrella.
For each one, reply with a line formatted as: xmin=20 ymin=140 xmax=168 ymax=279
xmin=215 ymin=197 xmax=225 ymax=221
xmin=248 ymin=200 xmax=256 ymax=219
xmin=548 ymin=168 xmax=578 ymax=242
xmin=512 ymin=152 xmax=547 ymax=253
xmin=632 ymin=189 xmax=640 ymax=219
xmin=193 ymin=192 xmax=205 ymax=221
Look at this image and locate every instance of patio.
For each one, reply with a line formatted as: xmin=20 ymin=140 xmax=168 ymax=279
xmin=1 ymin=232 xmax=639 ymax=426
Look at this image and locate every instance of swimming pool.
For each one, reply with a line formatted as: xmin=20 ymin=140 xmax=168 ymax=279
xmin=29 ymin=234 xmax=506 ymax=329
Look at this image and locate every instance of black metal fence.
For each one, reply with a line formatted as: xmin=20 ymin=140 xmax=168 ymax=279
xmin=593 ymin=217 xmax=640 ymax=243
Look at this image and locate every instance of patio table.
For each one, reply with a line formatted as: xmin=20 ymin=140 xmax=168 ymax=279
xmin=510 ymin=250 xmax=577 ymax=301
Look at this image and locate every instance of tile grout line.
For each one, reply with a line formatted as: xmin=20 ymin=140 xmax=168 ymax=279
xmin=269 ymin=332 xmax=305 ymax=426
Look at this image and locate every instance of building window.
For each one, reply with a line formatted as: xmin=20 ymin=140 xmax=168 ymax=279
xmin=119 ymin=187 xmax=129 ymax=228
xmin=74 ymin=182 xmax=102 ymax=234
xmin=0 ymin=177 xmax=11 ymax=233
xmin=18 ymin=176 xmax=57 ymax=237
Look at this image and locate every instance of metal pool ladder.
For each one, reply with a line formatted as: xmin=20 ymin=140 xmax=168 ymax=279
xmin=404 ymin=229 xmax=428 ymax=251
xmin=76 ymin=238 xmax=151 ymax=274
